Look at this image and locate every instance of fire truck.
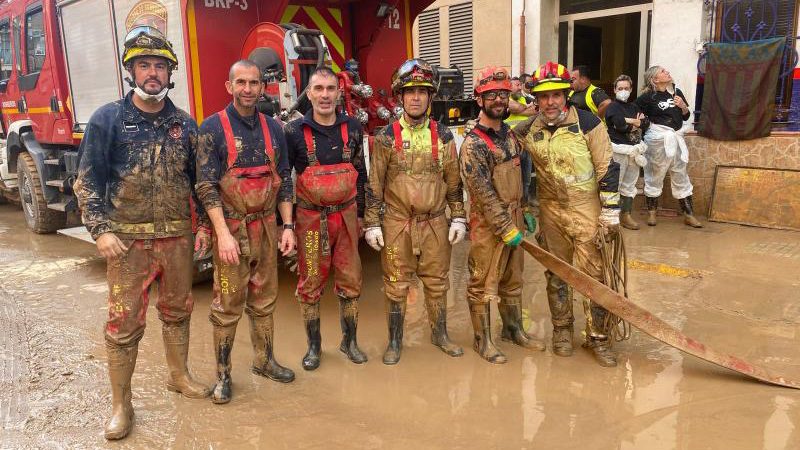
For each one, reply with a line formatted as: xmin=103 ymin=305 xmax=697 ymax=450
xmin=0 ymin=0 xmax=474 ymax=235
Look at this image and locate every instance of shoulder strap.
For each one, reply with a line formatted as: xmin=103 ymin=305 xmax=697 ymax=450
xmin=429 ymin=120 xmax=439 ymax=163
xmin=391 ymin=120 xmax=406 ymax=163
xmin=257 ymin=113 xmax=276 ymax=169
xmin=218 ymin=110 xmax=238 ymax=168
xmin=471 ymin=128 xmax=496 ymax=151
xmin=302 ymin=124 xmax=319 ymax=166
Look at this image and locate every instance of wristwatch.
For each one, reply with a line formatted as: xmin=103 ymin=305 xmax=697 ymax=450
xmin=282 ymin=223 xmax=295 ymax=230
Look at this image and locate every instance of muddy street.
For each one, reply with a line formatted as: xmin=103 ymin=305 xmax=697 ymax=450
xmin=0 ymin=203 xmax=799 ymax=449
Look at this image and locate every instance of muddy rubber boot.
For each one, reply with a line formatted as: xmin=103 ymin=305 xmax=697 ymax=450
xmin=586 ymin=337 xmax=618 ymax=367
xmin=679 ymin=195 xmax=703 ymax=228
xmin=339 ymin=297 xmax=368 ymax=364
xmin=426 ymin=296 xmax=463 ymax=357
xmin=552 ymin=326 xmax=574 ymax=357
xmin=104 ymin=343 xmax=137 ymax=440
xmin=211 ymin=325 xmax=235 ymax=404
xmin=619 ymin=196 xmax=640 ymax=230
xmin=382 ymin=300 xmax=405 ymax=365
xmin=498 ymin=297 xmax=545 ymax=351
xmin=250 ymin=315 xmax=295 ymax=383
xmin=469 ymin=303 xmax=507 ymax=364
xmin=300 ymin=303 xmax=322 ymax=371
xmin=162 ymin=321 xmax=211 ymax=398
xmin=645 ymin=196 xmax=658 ymax=226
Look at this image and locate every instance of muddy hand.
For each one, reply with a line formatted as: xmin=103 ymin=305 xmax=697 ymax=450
xmin=365 ymin=227 xmax=384 ymax=251
xmin=193 ymin=227 xmax=212 ymax=261
xmin=279 ymin=228 xmax=296 ymax=257
xmin=96 ymin=233 xmax=128 ymax=259
xmin=217 ymin=230 xmax=241 ymax=266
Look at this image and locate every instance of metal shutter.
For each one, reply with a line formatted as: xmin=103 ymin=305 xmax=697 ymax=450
xmin=418 ymin=9 xmax=440 ymax=66
xmin=449 ymin=2 xmax=473 ymax=96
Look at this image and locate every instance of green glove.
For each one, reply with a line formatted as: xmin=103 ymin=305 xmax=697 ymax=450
xmin=523 ymin=211 xmax=536 ymax=234
xmin=502 ymin=228 xmax=523 ymax=247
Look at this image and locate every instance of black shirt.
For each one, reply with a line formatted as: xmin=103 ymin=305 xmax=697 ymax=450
xmin=635 ymin=88 xmax=691 ymax=131
xmin=284 ymin=111 xmax=368 ymax=217
xmin=605 ymin=99 xmax=650 ymax=145
xmin=570 ymin=85 xmax=610 ymax=114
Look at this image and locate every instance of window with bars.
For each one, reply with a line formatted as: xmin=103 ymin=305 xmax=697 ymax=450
xmin=699 ymin=0 xmax=800 ymax=127
xmin=448 ymin=2 xmax=473 ymax=96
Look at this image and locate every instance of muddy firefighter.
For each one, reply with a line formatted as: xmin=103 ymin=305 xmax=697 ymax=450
xmin=283 ymin=67 xmax=369 ymax=370
xmin=74 ymin=26 xmax=209 ymax=440
xmin=459 ymin=66 xmax=546 ymax=364
xmin=514 ymin=62 xmax=622 ymax=367
xmin=195 ymin=60 xmax=297 ymax=404
xmin=364 ymin=59 xmax=466 ymax=365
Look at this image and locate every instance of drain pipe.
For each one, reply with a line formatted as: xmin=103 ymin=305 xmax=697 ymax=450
xmin=519 ymin=0 xmax=526 ymax=74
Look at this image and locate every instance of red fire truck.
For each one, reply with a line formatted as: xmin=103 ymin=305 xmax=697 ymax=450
xmin=0 ymin=0 xmax=473 ymax=235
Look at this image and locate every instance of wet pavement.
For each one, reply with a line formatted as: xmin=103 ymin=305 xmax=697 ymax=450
xmin=0 ymin=202 xmax=798 ymax=449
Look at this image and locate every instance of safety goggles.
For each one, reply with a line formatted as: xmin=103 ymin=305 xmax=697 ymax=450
xmin=478 ymin=70 xmax=508 ymax=86
xmin=396 ymin=59 xmax=434 ymax=81
xmin=124 ymin=26 xmax=169 ymax=50
xmin=482 ymin=90 xmax=510 ymax=100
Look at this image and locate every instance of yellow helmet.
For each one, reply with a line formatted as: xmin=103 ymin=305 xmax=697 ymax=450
xmin=121 ymin=26 xmax=178 ymax=70
xmin=391 ymin=59 xmax=436 ymax=94
xmin=529 ymin=61 xmax=571 ymax=93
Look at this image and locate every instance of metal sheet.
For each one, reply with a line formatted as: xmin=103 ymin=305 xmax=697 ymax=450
xmin=709 ymin=165 xmax=800 ymax=231
xmin=57 ymin=226 xmax=95 ymax=244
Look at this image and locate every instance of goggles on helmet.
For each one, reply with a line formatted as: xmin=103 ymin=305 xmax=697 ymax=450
xmin=124 ymin=26 xmax=169 ymax=51
xmin=478 ymin=69 xmax=508 ymax=86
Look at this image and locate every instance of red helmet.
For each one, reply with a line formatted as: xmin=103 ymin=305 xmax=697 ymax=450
xmin=474 ymin=66 xmax=511 ymax=96
xmin=529 ymin=61 xmax=571 ymax=93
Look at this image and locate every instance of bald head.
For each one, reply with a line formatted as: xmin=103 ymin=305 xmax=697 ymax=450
xmin=229 ymin=59 xmax=260 ymax=82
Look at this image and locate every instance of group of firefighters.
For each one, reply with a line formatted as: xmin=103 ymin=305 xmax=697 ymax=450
xmin=73 ymin=27 xmax=702 ymax=440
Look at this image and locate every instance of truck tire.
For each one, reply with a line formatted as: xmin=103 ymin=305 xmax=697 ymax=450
xmin=17 ymin=152 xmax=66 ymax=233
xmin=0 ymin=189 xmax=22 ymax=207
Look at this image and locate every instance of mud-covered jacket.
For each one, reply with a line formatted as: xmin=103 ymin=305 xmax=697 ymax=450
xmin=284 ymin=111 xmax=367 ymax=217
xmin=364 ymin=116 xmax=465 ymax=228
xmin=74 ymin=92 xmax=200 ymax=240
xmin=459 ymin=122 xmax=523 ymax=239
xmin=513 ymin=106 xmax=619 ymax=208
xmin=195 ymin=103 xmax=293 ymax=222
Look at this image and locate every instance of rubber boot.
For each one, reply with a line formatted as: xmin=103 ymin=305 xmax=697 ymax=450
xmin=498 ymin=297 xmax=545 ymax=351
xmin=468 ymin=303 xmax=507 ymax=364
xmin=426 ymin=296 xmax=463 ymax=357
xmin=586 ymin=336 xmax=618 ymax=367
xmin=645 ymin=196 xmax=658 ymax=226
xmin=551 ymin=326 xmax=573 ymax=357
xmin=339 ymin=297 xmax=368 ymax=364
xmin=679 ymin=195 xmax=703 ymax=228
xmin=250 ymin=315 xmax=295 ymax=383
xmin=300 ymin=302 xmax=322 ymax=371
xmin=619 ymin=196 xmax=640 ymax=230
xmin=104 ymin=343 xmax=137 ymax=440
xmin=382 ymin=299 xmax=405 ymax=365
xmin=210 ymin=325 xmax=235 ymax=404
xmin=162 ymin=320 xmax=211 ymax=398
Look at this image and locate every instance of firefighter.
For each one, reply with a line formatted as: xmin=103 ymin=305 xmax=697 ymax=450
xmin=459 ymin=66 xmax=546 ymax=365
xmin=74 ymin=26 xmax=209 ymax=440
xmin=195 ymin=60 xmax=296 ymax=404
xmin=514 ymin=62 xmax=621 ymax=367
xmin=364 ymin=59 xmax=466 ymax=365
xmin=283 ymin=67 xmax=368 ymax=370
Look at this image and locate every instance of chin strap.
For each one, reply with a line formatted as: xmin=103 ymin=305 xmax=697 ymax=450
xmin=125 ymin=76 xmax=174 ymax=103
xmin=545 ymin=109 xmax=568 ymax=127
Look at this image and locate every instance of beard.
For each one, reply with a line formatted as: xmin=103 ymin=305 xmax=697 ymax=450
xmin=482 ymin=105 xmax=506 ymax=120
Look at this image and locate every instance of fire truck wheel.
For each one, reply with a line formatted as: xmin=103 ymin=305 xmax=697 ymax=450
xmin=17 ymin=152 xmax=66 ymax=234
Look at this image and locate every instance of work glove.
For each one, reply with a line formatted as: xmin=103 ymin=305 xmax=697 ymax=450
xmin=633 ymin=142 xmax=648 ymax=167
xmin=448 ymin=218 xmax=468 ymax=244
xmin=501 ymin=227 xmax=523 ymax=248
xmin=365 ymin=227 xmax=384 ymax=251
xmin=523 ymin=210 xmax=537 ymax=235
xmin=598 ymin=207 xmax=620 ymax=240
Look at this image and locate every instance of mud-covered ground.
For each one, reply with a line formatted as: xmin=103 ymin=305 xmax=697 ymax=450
xmin=1 ymin=203 xmax=798 ymax=449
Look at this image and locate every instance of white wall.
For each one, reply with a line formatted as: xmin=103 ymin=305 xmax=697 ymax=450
xmin=650 ymin=0 xmax=704 ymax=110
xmin=511 ymin=0 xmax=559 ymax=76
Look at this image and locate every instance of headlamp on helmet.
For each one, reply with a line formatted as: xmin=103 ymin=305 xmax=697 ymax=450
xmin=474 ymin=66 xmax=512 ymax=96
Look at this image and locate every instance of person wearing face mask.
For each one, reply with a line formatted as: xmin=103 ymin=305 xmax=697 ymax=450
xmin=74 ymin=26 xmax=209 ymax=440
xmin=513 ymin=62 xmax=621 ymax=367
xmin=364 ymin=59 xmax=466 ymax=365
xmin=459 ymin=66 xmax=546 ymax=365
xmin=635 ymin=66 xmax=702 ymax=228
xmin=605 ymin=74 xmax=650 ymax=230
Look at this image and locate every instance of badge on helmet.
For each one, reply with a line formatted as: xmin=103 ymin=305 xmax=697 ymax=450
xmin=474 ymin=66 xmax=512 ymax=96
xmin=391 ymin=59 xmax=436 ymax=95
xmin=528 ymin=62 xmax=571 ymax=93
xmin=121 ymin=26 xmax=178 ymax=70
